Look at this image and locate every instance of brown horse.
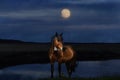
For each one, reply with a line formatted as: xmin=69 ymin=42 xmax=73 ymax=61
xmin=49 ymin=32 xmax=77 ymax=78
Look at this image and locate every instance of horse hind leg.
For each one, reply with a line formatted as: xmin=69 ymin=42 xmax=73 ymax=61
xmin=65 ymin=62 xmax=72 ymax=78
xmin=58 ymin=63 xmax=62 ymax=78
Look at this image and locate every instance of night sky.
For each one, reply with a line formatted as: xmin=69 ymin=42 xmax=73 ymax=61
xmin=0 ymin=0 xmax=120 ymax=43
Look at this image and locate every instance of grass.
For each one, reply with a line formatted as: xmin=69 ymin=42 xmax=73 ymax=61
xmin=38 ymin=76 xmax=120 ymax=80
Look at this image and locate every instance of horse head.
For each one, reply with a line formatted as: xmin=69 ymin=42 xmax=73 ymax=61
xmin=52 ymin=32 xmax=63 ymax=51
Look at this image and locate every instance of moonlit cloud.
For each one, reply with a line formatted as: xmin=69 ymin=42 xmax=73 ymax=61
xmin=0 ymin=9 xmax=59 ymax=20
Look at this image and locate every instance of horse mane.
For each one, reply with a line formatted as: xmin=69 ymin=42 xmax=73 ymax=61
xmin=50 ymin=35 xmax=55 ymax=49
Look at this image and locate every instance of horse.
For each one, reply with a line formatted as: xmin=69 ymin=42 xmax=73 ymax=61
xmin=49 ymin=32 xmax=77 ymax=78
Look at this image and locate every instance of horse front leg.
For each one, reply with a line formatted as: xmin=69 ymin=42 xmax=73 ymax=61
xmin=65 ymin=62 xmax=72 ymax=78
xmin=58 ymin=63 xmax=62 ymax=78
xmin=51 ymin=63 xmax=54 ymax=78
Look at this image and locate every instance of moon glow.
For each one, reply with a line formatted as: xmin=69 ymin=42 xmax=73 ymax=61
xmin=61 ymin=9 xmax=71 ymax=19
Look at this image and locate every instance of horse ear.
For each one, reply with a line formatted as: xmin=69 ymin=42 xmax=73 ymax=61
xmin=55 ymin=32 xmax=58 ymax=36
xmin=60 ymin=33 xmax=63 ymax=36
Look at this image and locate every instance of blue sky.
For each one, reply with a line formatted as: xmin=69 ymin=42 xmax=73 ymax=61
xmin=0 ymin=0 xmax=120 ymax=42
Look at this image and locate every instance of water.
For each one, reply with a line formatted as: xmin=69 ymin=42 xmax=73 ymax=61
xmin=0 ymin=59 xmax=120 ymax=80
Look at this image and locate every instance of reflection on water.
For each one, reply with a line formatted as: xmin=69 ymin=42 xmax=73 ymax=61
xmin=73 ymin=59 xmax=120 ymax=77
xmin=0 ymin=59 xmax=120 ymax=79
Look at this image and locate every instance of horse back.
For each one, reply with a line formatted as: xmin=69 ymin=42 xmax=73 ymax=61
xmin=63 ymin=45 xmax=76 ymax=60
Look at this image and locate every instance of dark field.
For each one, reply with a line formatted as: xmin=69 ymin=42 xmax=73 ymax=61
xmin=0 ymin=39 xmax=120 ymax=68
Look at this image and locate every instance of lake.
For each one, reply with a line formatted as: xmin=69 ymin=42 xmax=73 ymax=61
xmin=0 ymin=59 xmax=120 ymax=80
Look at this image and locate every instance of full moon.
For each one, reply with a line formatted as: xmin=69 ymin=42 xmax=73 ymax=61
xmin=61 ymin=8 xmax=71 ymax=19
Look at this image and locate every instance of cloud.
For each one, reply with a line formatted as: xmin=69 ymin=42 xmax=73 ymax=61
xmin=0 ymin=0 xmax=120 ymax=42
xmin=0 ymin=0 xmax=119 ymax=22
xmin=56 ymin=0 xmax=120 ymax=4
xmin=65 ymin=24 xmax=120 ymax=30
xmin=0 ymin=5 xmax=119 ymax=25
xmin=0 ymin=9 xmax=59 ymax=20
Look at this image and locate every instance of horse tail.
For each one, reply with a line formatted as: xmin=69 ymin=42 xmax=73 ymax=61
xmin=70 ymin=51 xmax=78 ymax=72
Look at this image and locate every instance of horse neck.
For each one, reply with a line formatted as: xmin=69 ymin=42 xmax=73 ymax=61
xmin=50 ymin=41 xmax=55 ymax=52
